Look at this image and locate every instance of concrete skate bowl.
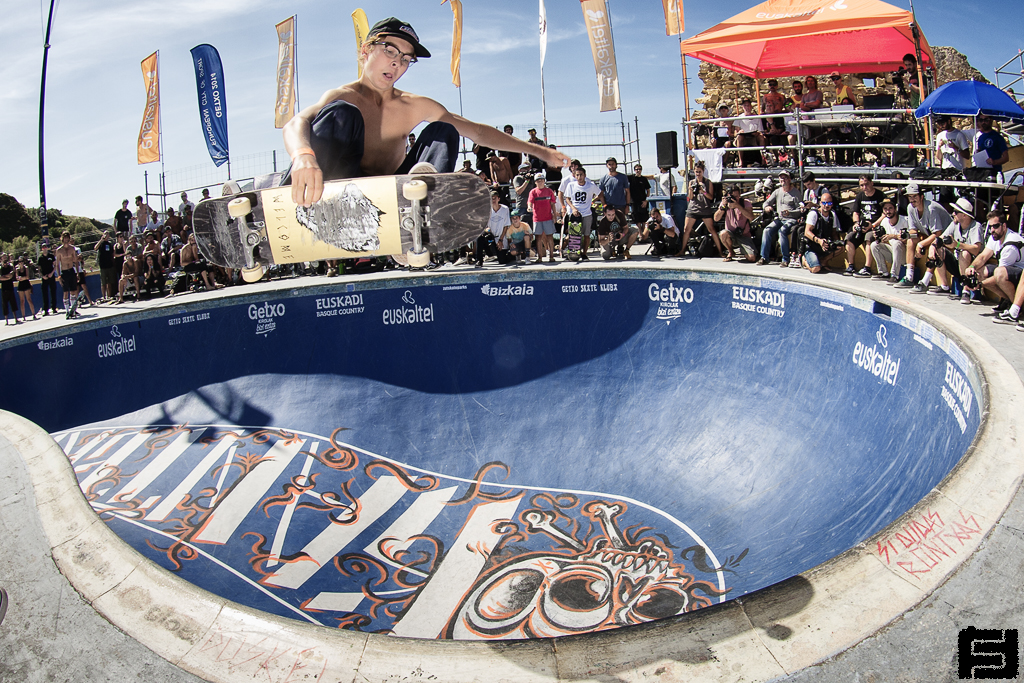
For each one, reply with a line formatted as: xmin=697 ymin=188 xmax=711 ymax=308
xmin=4 ymin=268 xmax=1019 ymax=681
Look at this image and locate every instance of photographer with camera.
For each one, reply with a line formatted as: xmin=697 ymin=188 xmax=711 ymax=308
xmin=909 ymin=197 xmax=984 ymax=298
xmin=680 ymin=160 xmax=725 ymax=258
xmin=756 ymin=170 xmax=801 ymax=267
xmin=844 ymin=175 xmax=886 ymax=277
xmin=896 ymin=54 xmax=921 ymax=108
xmin=802 ymin=192 xmax=843 ymax=274
xmin=963 ymin=210 xmax=1024 ymax=314
xmin=715 ymin=185 xmax=756 ymax=263
xmin=596 ymin=205 xmax=637 ymax=260
xmin=643 ymin=207 xmax=680 ymax=256
xmin=868 ymin=198 xmax=909 ymax=283
xmin=895 ymin=184 xmax=953 ymax=288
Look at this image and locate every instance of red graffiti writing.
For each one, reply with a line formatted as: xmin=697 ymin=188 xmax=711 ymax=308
xmin=876 ymin=509 xmax=982 ymax=577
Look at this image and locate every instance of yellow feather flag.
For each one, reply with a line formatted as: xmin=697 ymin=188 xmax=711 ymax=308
xmin=442 ymin=0 xmax=463 ymax=87
xmin=352 ymin=9 xmax=369 ymax=78
xmin=137 ymin=51 xmax=160 ymax=164
xmin=274 ymin=16 xmax=297 ymax=129
xmin=663 ymin=0 xmax=684 ymax=36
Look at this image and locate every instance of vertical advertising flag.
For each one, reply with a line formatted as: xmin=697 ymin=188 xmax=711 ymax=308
xmin=580 ymin=0 xmax=621 ymax=112
xmin=137 ymin=52 xmax=160 ymax=164
xmin=352 ymin=9 xmax=369 ymax=78
xmin=663 ymin=0 xmax=684 ymax=36
xmin=190 ymin=44 xmax=230 ymax=167
xmin=274 ymin=17 xmax=297 ymax=129
xmin=446 ymin=0 xmax=463 ymax=88
xmin=539 ymin=0 xmax=548 ymax=68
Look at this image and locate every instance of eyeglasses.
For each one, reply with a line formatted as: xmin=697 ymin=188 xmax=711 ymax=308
xmin=371 ymin=41 xmax=417 ymax=67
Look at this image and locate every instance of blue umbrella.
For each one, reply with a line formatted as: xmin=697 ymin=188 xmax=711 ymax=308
xmin=915 ymin=80 xmax=1024 ymax=123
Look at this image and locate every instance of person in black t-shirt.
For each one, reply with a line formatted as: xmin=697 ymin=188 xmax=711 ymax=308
xmin=844 ymin=175 xmax=886 ymax=277
xmin=114 ymin=200 xmax=133 ymax=236
xmin=37 ymin=242 xmax=59 ymax=315
xmin=628 ymin=163 xmax=651 ymax=229
xmin=95 ymin=230 xmax=117 ymax=302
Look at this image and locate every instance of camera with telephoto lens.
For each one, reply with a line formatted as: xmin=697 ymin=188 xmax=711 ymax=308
xmin=941 ymin=235 xmax=954 ymax=247
xmin=926 ymin=257 xmax=942 ymax=269
xmin=900 ymin=227 xmax=910 ymax=240
xmin=825 ymin=239 xmax=846 ymax=253
xmin=963 ymin=273 xmax=980 ymax=290
xmin=873 ymin=224 xmax=887 ymax=241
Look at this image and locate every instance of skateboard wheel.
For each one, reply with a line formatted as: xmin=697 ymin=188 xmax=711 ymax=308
xmin=228 ymin=197 xmax=252 ymax=218
xmin=402 ymin=180 xmax=428 ymax=201
xmin=407 ymin=250 xmax=431 ymax=268
xmin=241 ymin=265 xmax=266 ymax=283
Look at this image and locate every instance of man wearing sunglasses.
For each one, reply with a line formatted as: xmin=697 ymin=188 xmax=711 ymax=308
xmin=802 ymin=192 xmax=843 ymax=274
xmin=283 ymin=17 xmax=569 ymax=207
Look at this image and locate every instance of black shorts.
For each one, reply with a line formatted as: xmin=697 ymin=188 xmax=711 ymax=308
xmin=1006 ymin=266 xmax=1023 ymax=285
xmin=845 ymin=229 xmax=873 ymax=247
xmin=631 ymin=204 xmax=650 ymax=224
xmin=17 ymin=280 xmax=31 ymax=292
xmin=60 ymin=269 xmax=77 ymax=291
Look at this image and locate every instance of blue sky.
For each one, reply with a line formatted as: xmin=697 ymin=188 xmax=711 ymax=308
xmin=0 ymin=0 xmax=1018 ymax=220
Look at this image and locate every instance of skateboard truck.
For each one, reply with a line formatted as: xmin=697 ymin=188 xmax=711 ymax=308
xmin=227 ymin=197 xmax=268 ymax=283
xmin=401 ymin=180 xmax=431 ymax=268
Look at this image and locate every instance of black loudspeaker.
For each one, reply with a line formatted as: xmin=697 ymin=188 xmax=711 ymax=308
xmin=656 ymin=131 xmax=679 ymax=168
xmin=891 ymin=124 xmax=916 ymax=166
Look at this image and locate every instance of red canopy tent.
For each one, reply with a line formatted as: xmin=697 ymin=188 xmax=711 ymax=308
xmin=678 ymin=0 xmax=933 ymax=79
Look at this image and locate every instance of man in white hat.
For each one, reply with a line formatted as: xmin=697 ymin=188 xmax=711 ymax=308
xmin=908 ymin=197 xmax=982 ymax=296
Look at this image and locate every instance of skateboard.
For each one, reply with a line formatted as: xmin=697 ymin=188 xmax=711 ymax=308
xmin=66 ymin=290 xmax=85 ymax=319
xmin=193 ymin=173 xmax=491 ymax=282
xmin=563 ymin=215 xmax=584 ymax=262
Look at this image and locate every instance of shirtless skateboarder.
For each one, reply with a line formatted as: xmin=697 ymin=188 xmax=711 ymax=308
xmin=55 ymin=231 xmax=81 ymax=313
xmin=284 ymin=17 xmax=568 ymax=207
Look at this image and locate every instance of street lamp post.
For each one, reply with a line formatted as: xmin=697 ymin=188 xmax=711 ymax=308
xmin=38 ymin=0 xmax=57 ymax=238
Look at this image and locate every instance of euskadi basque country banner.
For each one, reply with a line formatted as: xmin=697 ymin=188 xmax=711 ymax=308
xmin=579 ymin=0 xmax=621 ymax=112
xmin=663 ymin=0 xmax=684 ymax=35
xmin=190 ymin=44 xmax=230 ymax=167
xmin=274 ymin=17 xmax=297 ymax=129
xmin=137 ymin=52 xmax=160 ymax=164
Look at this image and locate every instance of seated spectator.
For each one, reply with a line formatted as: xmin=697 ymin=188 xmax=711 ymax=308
xmin=596 ymin=205 xmax=637 ymax=260
xmin=160 ymin=228 xmax=183 ymax=270
xmin=141 ymin=253 xmax=165 ymax=297
xmin=845 ymin=175 xmax=886 ymax=277
xmin=869 ymin=198 xmax=908 ymax=282
xmin=712 ymin=105 xmax=734 ymax=149
xmin=786 ymin=80 xmax=806 ymax=146
xmin=973 ymin=114 xmax=1010 ymax=177
xmin=116 ymin=253 xmax=138 ymax=303
xmin=995 ymin=261 xmax=1024 ymax=328
xmin=756 ymin=169 xmax=802 ymax=267
xmin=180 ymin=233 xmax=220 ymax=290
xmin=802 ymin=191 xmax=843 ymax=274
xmin=911 ymin=197 xmax=985 ymax=297
xmin=896 ymin=183 xmax=953 ymax=288
xmin=164 ymin=207 xmax=183 ymax=235
xmin=643 ymin=207 xmax=680 ymax=256
xmin=734 ymin=99 xmax=765 ymax=168
xmin=477 ymin=191 xmax=509 ymax=268
xmin=502 ymin=211 xmax=533 ymax=266
xmin=963 ymin=210 xmax=1024 ymax=309
xmin=714 ymin=185 xmax=756 ymax=263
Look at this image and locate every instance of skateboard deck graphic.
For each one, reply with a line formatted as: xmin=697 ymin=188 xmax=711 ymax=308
xmin=564 ymin=216 xmax=584 ymax=262
xmin=193 ymin=173 xmax=490 ymax=272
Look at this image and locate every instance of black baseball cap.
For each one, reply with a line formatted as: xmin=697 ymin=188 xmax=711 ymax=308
xmin=367 ymin=18 xmax=431 ymax=58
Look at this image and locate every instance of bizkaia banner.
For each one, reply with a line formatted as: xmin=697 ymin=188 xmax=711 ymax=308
xmin=579 ymin=0 xmax=621 ymax=112
xmin=190 ymin=44 xmax=230 ymax=167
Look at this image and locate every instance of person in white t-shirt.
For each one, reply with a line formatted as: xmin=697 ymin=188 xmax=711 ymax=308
xmin=963 ymin=209 xmax=1024 ymax=306
xmin=911 ymin=197 xmax=985 ymax=300
xmin=869 ymin=198 xmax=908 ymax=282
xmin=934 ymin=116 xmax=970 ymax=170
xmin=475 ymin=191 xmax=510 ymax=267
xmin=734 ymin=99 xmax=765 ymax=168
xmin=562 ymin=165 xmax=603 ymax=260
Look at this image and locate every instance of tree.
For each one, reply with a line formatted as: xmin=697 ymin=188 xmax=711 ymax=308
xmin=0 ymin=193 xmax=39 ymax=243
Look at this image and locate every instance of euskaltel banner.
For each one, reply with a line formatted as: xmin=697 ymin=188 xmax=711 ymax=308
xmin=190 ymin=44 xmax=230 ymax=167
xmin=579 ymin=0 xmax=621 ymax=112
